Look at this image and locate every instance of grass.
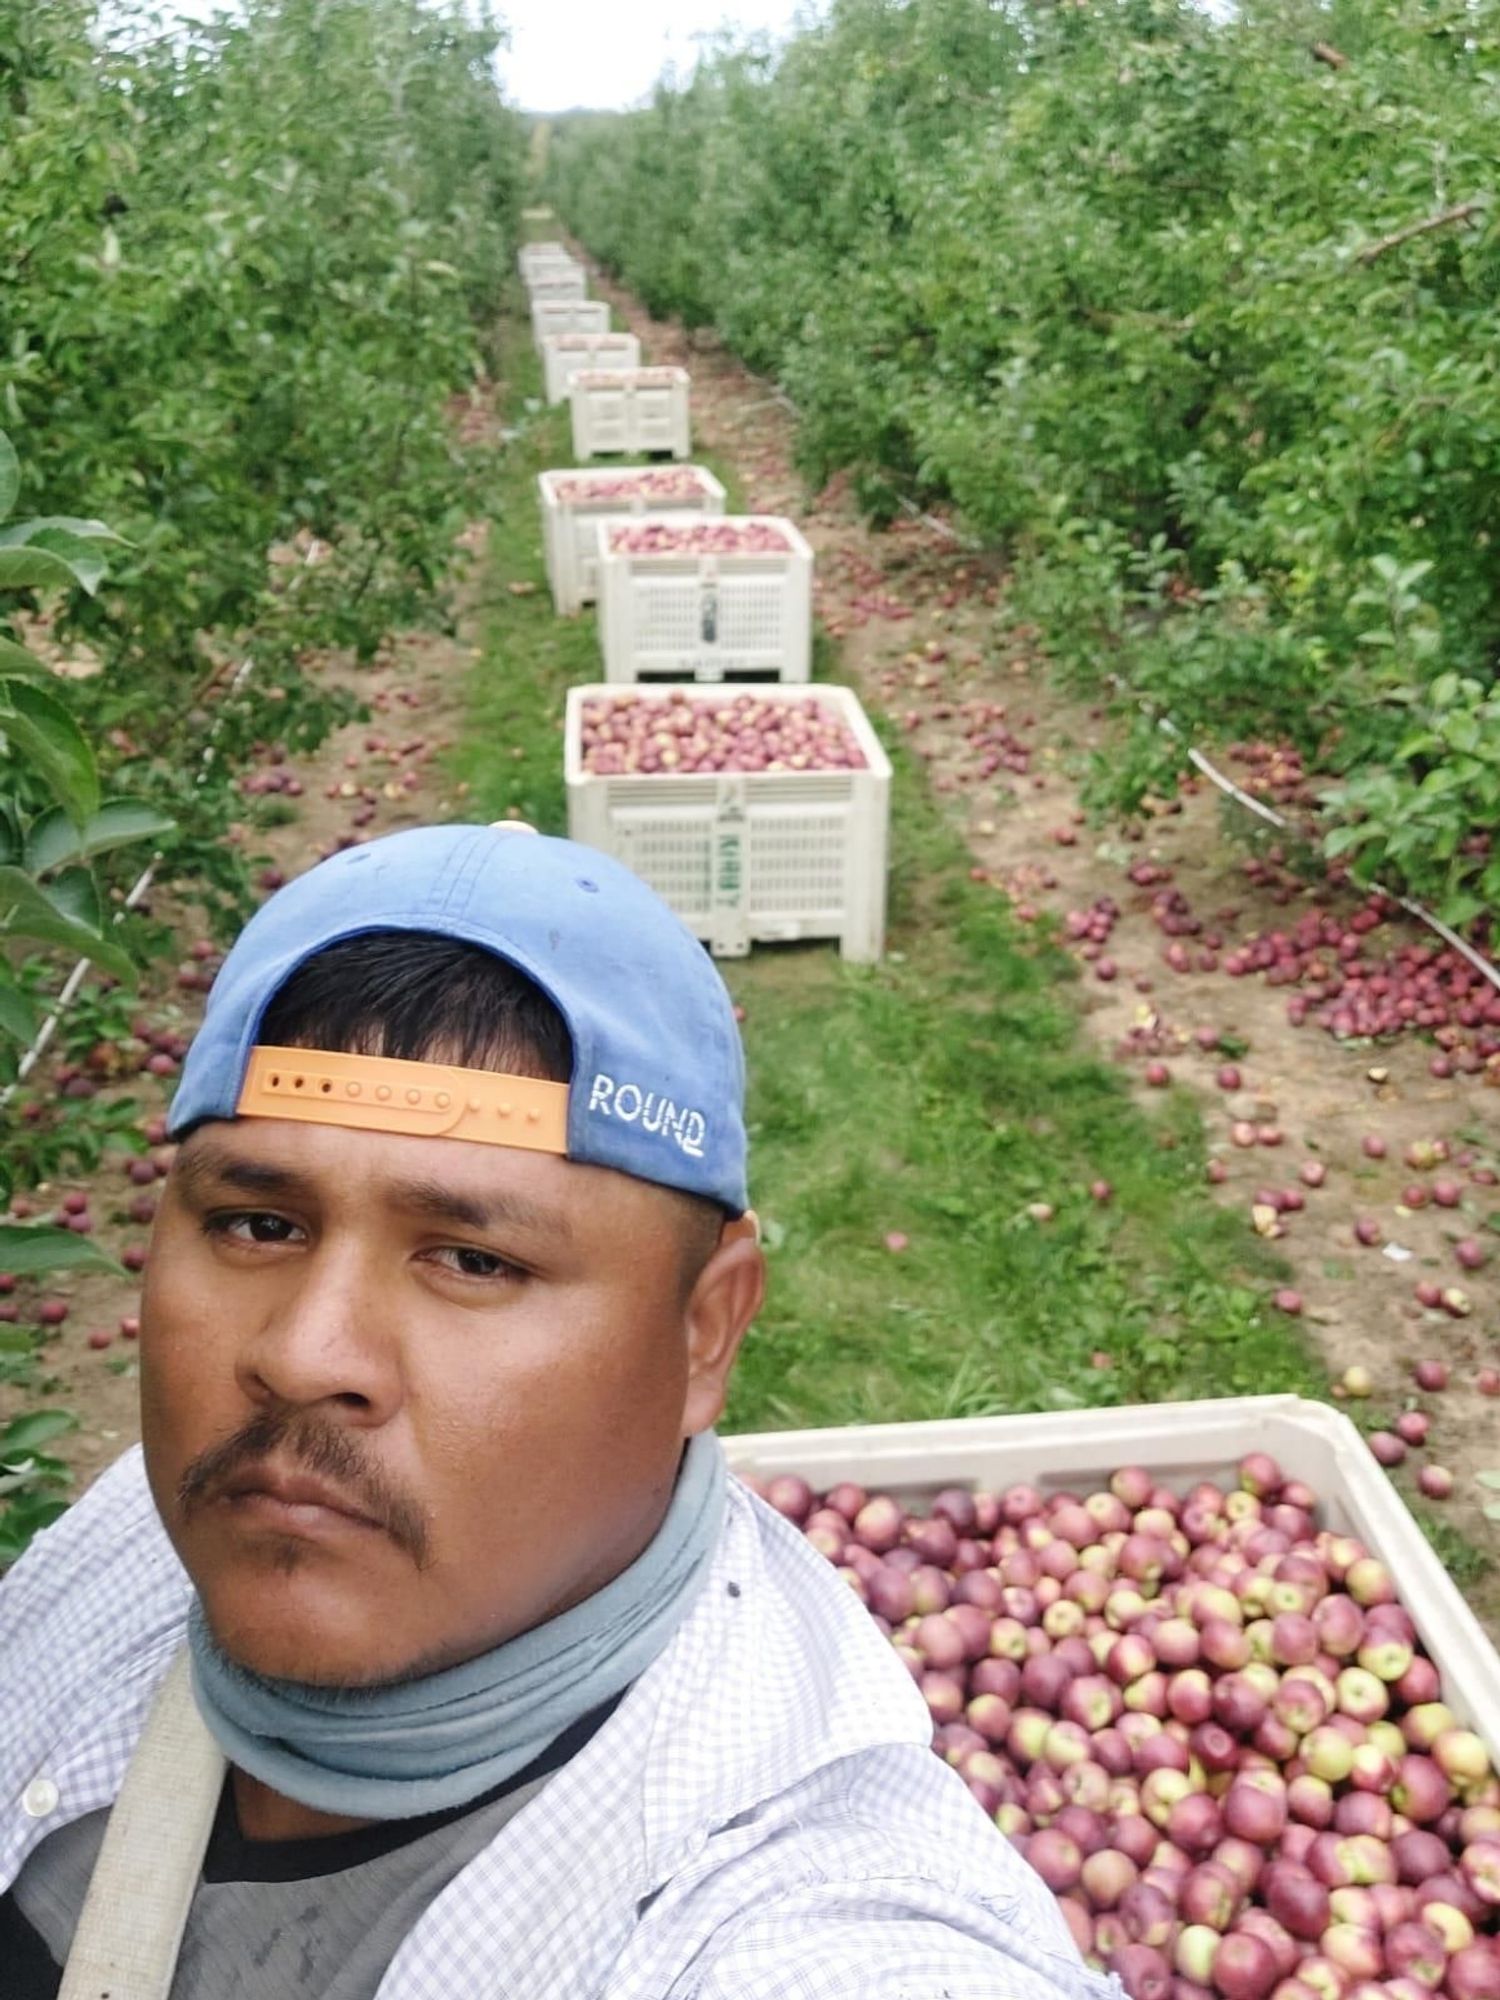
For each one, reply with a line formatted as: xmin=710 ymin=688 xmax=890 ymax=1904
xmin=1409 ymin=1503 xmax=1494 ymax=1596
xmin=450 ymin=318 xmax=1331 ymax=1437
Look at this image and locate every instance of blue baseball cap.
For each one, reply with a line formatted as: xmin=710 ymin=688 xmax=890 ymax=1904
xmin=169 ymin=824 xmax=749 ymax=1214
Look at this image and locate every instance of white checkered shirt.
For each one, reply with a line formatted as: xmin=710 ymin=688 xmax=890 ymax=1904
xmin=1 ymin=1448 xmax=1120 ymax=1998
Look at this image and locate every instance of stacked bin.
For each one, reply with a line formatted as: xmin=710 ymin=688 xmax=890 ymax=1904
xmin=518 ymin=240 xmax=569 ymax=277
xmin=564 ymin=683 xmax=890 ymax=962
xmin=532 ymin=298 xmax=611 ymax=351
xmin=520 ymin=228 xmax=890 ymax=961
xmin=542 ymin=332 xmax=642 ymax=406
xmin=594 ymin=517 xmax=813 ymax=684
xmin=526 ymin=264 xmax=588 ymax=305
xmin=569 ymin=367 xmax=692 ymax=461
xmin=538 ymin=467 xmax=727 ymax=617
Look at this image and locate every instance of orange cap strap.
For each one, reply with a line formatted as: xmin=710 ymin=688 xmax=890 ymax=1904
xmin=236 ymin=1046 xmax=570 ymax=1154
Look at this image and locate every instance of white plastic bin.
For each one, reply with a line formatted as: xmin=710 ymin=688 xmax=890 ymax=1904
xmin=570 ymin=368 xmax=691 ymax=461
xmin=565 ymin=682 xmax=891 ymax=962
xmin=542 ymin=332 xmax=643 ymax=406
xmin=724 ymin=1395 xmax=1500 ymax=1761
xmin=539 ymin=467 xmax=728 ymax=617
xmin=526 ymin=266 xmax=588 ymax=304
xmin=596 ymin=517 xmax=812 ymax=684
xmin=518 ymin=239 xmax=568 ymax=276
xmin=531 ymin=298 xmax=611 ymax=352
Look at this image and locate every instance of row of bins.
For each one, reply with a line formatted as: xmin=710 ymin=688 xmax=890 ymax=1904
xmin=520 ymin=232 xmax=891 ymax=966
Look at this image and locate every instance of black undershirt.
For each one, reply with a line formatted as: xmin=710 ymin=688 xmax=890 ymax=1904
xmin=1 ymin=1688 xmax=624 ymax=1996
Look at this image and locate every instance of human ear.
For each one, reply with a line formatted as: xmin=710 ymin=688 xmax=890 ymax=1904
xmin=680 ymin=1226 xmax=765 ymax=1436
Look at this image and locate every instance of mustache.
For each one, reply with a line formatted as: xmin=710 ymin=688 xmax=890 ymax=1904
xmin=177 ymin=1409 xmax=431 ymax=1568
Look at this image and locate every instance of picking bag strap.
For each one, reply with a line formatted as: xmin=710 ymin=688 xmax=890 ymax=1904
xmin=60 ymin=1645 xmax=226 ymax=2000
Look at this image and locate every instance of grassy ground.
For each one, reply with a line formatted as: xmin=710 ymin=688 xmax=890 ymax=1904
xmin=450 ymin=323 xmax=1329 ymax=1437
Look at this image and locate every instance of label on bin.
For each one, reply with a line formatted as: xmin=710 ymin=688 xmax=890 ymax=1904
xmin=711 ymin=782 xmax=750 ymax=957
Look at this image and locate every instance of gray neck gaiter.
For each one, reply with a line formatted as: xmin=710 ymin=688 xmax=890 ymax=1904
xmin=187 ymin=1431 xmax=726 ymax=1819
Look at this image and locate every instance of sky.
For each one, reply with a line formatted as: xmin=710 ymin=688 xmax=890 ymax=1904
xmin=141 ymin=0 xmax=1230 ymax=117
xmin=498 ymin=0 xmax=808 ymax=113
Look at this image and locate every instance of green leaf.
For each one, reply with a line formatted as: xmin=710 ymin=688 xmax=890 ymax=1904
xmin=1475 ymin=1470 xmax=1500 ymax=1491
xmin=0 ymin=1223 xmax=125 ymax=1278
xmin=25 ymin=798 xmax=176 ymax=876
xmin=1444 ymin=714 xmax=1480 ymax=756
xmin=0 ymin=433 xmax=17 ymax=524
xmin=0 ymin=678 xmax=100 ymax=824
xmin=0 ymin=635 xmax=53 ymax=681
xmin=0 ymin=968 xmax=38 ymax=1043
xmin=1438 ymin=891 xmax=1486 ymax=930
xmin=0 ymin=867 xmax=134 ymax=980
xmin=44 ymin=866 xmax=102 ymax=931
xmin=0 ymin=546 xmax=81 ymax=595
xmin=1322 ymin=824 xmax=1371 ymax=859
xmin=1485 ymin=1502 xmax=1500 ymax=1525
xmin=0 ymin=1408 xmax=78 ymax=1457
xmin=0 ymin=516 xmax=125 ymax=547
xmin=24 ymin=528 xmax=110 ymax=597
xmin=1430 ymin=671 xmax=1461 ymax=710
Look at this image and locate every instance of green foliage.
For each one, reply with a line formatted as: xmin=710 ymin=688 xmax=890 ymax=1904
xmin=1 ymin=0 xmax=522 ymax=942
xmin=0 ymin=1407 xmax=77 ymax=1566
xmin=0 ymin=1224 xmax=121 ymax=1279
xmin=5 ymin=0 xmax=522 ymax=683
xmin=0 ymin=428 xmax=171 ymax=1039
xmin=548 ymin=0 xmax=1500 ymax=920
xmin=0 ymin=0 xmax=522 ymax=1184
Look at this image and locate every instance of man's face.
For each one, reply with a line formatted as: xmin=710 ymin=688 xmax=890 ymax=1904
xmin=140 ymin=1116 xmax=749 ymax=1686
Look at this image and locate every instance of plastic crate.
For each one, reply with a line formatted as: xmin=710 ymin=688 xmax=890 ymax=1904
xmin=519 ymin=254 xmax=581 ymax=294
xmin=518 ymin=239 xmax=568 ymax=276
xmin=596 ymin=517 xmax=812 ymax=684
xmin=531 ymin=298 xmax=611 ymax=352
xmin=538 ymin=467 xmax=728 ymax=617
xmin=525 ymin=266 xmax=588 ymax=304
xmin=723 ymin=1395 xmax=1500 ymax=1761
xmin=565 ymin=682 xmax=891 ymax=962
xmin=542 ymin=332 xmax=642 ymax=406
xmin=569 ymin=368 xmax=691 ymax=461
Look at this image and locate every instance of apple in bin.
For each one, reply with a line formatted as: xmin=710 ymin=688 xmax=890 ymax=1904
xmin=736 ymin=1445 xmax=1500 ymax=2000
xmin=574 ymin=367 xmax=681 ymax=388
xmin=607 ymin=520 xmax=794 ymax=557
xmin=579 ymin=691 xmax=867 ymax=777
xmin=553 ymin=469 xmax=710 ymax=505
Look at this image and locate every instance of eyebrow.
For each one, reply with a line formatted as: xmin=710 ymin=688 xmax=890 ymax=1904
xmin=175 ymin=1144 xmax=574 ymax=1241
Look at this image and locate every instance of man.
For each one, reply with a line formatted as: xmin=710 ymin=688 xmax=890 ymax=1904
xmin=0 ymin=823 xmax=1110 ymax=1998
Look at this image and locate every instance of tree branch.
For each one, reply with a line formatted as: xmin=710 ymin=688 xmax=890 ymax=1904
xmin=1354 ymin=200 xmax=1486 ymax=266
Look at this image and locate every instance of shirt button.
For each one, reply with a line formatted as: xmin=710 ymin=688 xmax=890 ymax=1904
xmin=21 ymin=1776 xmax=60 ymax=1818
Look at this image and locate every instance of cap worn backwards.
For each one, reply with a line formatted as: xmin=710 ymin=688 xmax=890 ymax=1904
xmin=169 ymin=825 xmax=749 ymax=1215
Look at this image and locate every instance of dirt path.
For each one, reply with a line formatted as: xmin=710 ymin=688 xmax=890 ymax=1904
xmin=586 ymin=270 xmax=1500 ymax=1618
